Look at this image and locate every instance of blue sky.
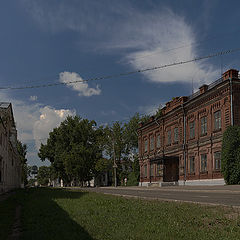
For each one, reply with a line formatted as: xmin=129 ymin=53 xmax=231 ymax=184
xmin=1 ymin=0 xmax=240 ymax=166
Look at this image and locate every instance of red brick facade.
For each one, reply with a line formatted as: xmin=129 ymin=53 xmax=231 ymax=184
xmin=138 ymin=69 xmax=240 ymax=186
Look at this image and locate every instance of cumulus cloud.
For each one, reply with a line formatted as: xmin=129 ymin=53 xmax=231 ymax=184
xmin=33 ymin=106 xmax=76 ymax=150
xmin=0 ymin=91 xmax=75 ymax=150
xmin=29 ymin=95 xmax=38 ymax=101
xmin=59 ymin=71 xmax=101 ymax=97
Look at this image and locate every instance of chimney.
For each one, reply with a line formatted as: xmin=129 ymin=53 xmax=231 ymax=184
xmin=222 ymin=69 xmax=239 ymax=81
xmin=199 ymin=84 xmax=208 ymax=94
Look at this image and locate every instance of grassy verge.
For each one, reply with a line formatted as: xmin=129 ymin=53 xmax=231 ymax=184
xmin=3 ymin=188 xmax=240 ymax=239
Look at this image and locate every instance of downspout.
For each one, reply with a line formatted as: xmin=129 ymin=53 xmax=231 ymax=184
xmin=230 ymin=78 xmax=234 ymax=126
xmin=182 ymin=104 xmax=186 ymax=185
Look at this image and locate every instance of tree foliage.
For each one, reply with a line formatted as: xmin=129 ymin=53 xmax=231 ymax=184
xmin=37 ymin=166 xmax=51 ymax=186
xmin=38 ymin=116 xmax=103 ymax=184
xmin=221 ymin=126 xmax=240 ymax=184
xmin=17 ymin=140 xmax=28 ymax=185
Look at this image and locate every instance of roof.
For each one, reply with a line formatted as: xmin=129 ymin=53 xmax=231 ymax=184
xmin=0 ymin=102 xmax=11 ymax=109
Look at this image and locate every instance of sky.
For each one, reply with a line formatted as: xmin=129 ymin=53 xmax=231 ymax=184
xmin=1 ymin=0 xmax=240 ymax=167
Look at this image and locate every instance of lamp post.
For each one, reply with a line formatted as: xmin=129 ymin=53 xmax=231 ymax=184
xmin=112 ymin=133 xmax=117 ymax=187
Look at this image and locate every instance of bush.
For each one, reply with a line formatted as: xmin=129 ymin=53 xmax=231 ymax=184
xmin=126 ymin=172 xmax=139 ymax=186
xmin=221 ymin=126 xmax=240 ymax=184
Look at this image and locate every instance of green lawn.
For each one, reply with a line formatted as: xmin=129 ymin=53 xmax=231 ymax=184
xmin=1 ymin=188 xmax=240 ymax=240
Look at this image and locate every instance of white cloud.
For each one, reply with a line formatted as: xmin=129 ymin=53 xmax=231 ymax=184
xmin=0 ymin=91 xmax=75 ymax=151
xmin=59 ymin=71 xmax=101 ymax=97
xmin=30 ymin=95 xmax=38 ymax=101
xmin=138 ymin=103 xmax=163 ymax=116
xmin=33 ymin=106 xmax=76 ymax=150
xmin=22 ymin=2 xmax=219 ymax=87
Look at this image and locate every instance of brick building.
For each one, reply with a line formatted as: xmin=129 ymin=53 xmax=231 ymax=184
xmin=138 ymin=69 xmax=240 ymax=186
xmin=0 ymin=103 xmax=21 ymax=193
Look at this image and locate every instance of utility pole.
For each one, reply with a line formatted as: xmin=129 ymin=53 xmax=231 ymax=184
xmin=112 ymin=133 xmax=117 ymax=187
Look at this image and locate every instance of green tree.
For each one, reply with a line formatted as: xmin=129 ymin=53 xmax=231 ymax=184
xmin=37 ymin=166 xmax=51 ymax=186
xmin=221 ymin=126 xmax=240 ymax=184
xmin=38 ymin=116 xmax=103 ymax=185
xmin=17 ymin=140 xmax=28 ymax=185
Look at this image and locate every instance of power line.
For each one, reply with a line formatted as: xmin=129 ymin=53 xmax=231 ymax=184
xmin=1 ymin=47 xmax=240 ymax=91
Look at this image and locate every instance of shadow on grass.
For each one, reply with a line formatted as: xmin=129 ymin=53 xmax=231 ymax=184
xmin=20 ymin=188 xmax=95 ymax=240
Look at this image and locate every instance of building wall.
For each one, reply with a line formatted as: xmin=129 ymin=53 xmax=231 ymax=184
xmin=138 ymin=69 xmax=239 ymax=185
xmin=0 ymin=104 xmax=21 ymax=193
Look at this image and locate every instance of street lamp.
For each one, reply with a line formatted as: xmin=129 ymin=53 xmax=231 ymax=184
xmin=112 ymin=133 xmax=117 ymax=187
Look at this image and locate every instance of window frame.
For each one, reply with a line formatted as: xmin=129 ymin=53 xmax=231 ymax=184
xmin=156 ymin=134 xmax=161 ymax=149
xmin=200 ymin=154 xmax=207 ymax=173
xmin=214 ymin=151 xmax=221 ymax=170
xmin=174 ymin=127 xmax=178 ymax=143
xmin=144 ymin=165 xmax=147 ymax=178
xmin=200 ymin=116 xmax=207 ymax=135
xmin=150 ymin=135 xmax=154 ymax=151
xmin=150 ymin=164 xmax=154 ymax=177
xmin=189 ymin=121 xmax=195 ymax=139
xmin=214 ymin=110 xmax=221 ymax=131
xmin=189 ymin=156 xmax=195 ymax=174
xmin=144 ymin=138 xmax=148 ymax=153
xmin=167 ymin=130 xmax=171 ymax=145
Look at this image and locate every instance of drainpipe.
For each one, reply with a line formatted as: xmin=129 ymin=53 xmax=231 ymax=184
xmin=230 ymin=78 xmax=234 ymax=126
xmin=182 ymin=105 xmax=186 ymax=184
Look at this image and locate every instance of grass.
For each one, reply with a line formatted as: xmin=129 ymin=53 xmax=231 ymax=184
xmin=0 ymin=193 xmax=19 ymax=239
xmin=1 ymin=188 xmax=240 ymax=239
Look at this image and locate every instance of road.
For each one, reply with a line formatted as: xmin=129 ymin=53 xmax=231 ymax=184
xmin=78 ymin=185 xmax=240 ymax=207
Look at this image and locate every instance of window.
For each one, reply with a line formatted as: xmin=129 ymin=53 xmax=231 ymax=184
xmin=144 ymin=139 xmax=148 ymax=152
xmin=201 ymin=154 xmax=207 ymax=172
xmin=167 ymin=130 xmax=171 ymax=145
xmin=144 ymin=165 xmax=147 ymax=177
xmin=174 ymin=127 xmax=178 ymax=142
xmin=150 ymin=164 xmax=154 ymax=177
xmin=189 ymin=121 xmax=195 ymax=139
xmin=150 ymin=135 xmax=154 ymax=151
xmin=156 ymin=135 xmax=161 ymax=148
xmin=156 ymin=163 xmax=163 ymax=176
xmin=189 ymin=156 xmax=195 ymax=173
xmin=201 ymin=116 xmax=207 ymax=135
xmin=214 ymin=152 xmax=221 ymax=170
xmin=214 ymin=111 xmax=221 ymax=130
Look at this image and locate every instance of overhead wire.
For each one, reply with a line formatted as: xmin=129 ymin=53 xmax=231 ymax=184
xmin=1 ymin=47 xmax=240 ymax=90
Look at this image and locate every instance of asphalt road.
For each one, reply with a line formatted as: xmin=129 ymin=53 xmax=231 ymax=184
xmin=79 ymin=185 xmax=240 ymax=207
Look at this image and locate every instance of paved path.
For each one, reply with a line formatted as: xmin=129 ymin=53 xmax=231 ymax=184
xmin=76 ymin=185 xmax=240 ymax=207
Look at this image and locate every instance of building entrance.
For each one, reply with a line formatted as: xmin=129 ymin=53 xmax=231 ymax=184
xmin=163 ymin=157 xmax=179 ymax=182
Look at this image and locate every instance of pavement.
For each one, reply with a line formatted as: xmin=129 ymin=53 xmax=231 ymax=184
xmin=74 ymin=185 xmax=240 ymax=207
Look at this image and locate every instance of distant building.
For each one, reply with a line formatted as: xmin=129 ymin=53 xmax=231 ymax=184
xmin=138 ymin=69 xmax=239 ymax=186
xmin=0 ymin=103 xmax=21 ymax=193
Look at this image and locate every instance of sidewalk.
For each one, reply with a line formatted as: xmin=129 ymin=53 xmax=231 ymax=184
xmin=99 ymin=184 xmax=240 ymax=193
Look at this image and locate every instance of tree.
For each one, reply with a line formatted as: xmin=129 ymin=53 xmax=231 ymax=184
xmin=221 ymin=126 xmax=240 ymax=184
xmin=38 ymin=116 xmax=103 ymax=185
xmin=17 ymin=140 xmax=28 ymax=185
xmin=37 ymin=166 xmax=51 ymax=186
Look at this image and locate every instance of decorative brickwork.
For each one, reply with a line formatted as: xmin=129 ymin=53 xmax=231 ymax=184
xmin=138 ymin=69 xmax=240 ymax=185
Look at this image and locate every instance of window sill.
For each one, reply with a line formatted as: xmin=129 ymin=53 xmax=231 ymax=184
xmin=200 ymin=171 xmax=208 ymax=174
xmin=188 ymin=172 xmax=195 ymax=175
xmin=200 ymin=133 xmax=207 ymax=137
